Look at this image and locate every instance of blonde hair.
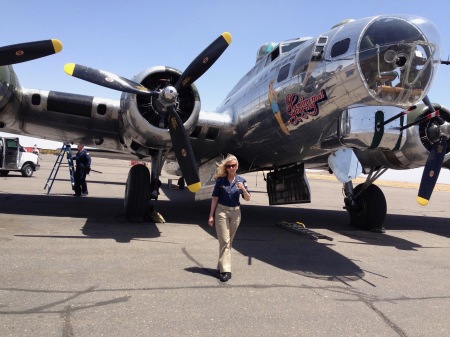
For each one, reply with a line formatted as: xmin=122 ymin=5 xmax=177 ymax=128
xmin=213 ymin=154 xmax=239 ymax=180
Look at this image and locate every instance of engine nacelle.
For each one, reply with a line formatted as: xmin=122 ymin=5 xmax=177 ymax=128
xmin=355 ymin=104 xmax=450 ymax=170
xmin=392 ymin=104 xmax=450 ymax=168
xmin=0 ymin=65 xmax=23 ymax=129
xmin=119 ymin=66 xmax=200 ymax=155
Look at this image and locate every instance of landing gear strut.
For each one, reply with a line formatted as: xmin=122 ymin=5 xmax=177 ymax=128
xmin=177 ymin=177 xmax=185 ymax=190
xmin=150 ymin=150 xmax=165 ymax=200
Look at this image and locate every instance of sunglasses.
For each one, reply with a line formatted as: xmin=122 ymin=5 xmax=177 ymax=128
xmin=225 ymin=164 xmax=237 ymax=169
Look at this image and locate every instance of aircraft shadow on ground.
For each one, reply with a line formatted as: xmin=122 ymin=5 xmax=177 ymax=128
xmin=2 ymin=191 xmax=448 ymax=282
xmin=0 ymin=193 xmax=160 ymax=243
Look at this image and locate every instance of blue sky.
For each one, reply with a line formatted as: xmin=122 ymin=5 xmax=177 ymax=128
xmin=4 ymin=0 xmax=450 ymax=111
xmin=2 ymin=0 xmax=450 ymax=183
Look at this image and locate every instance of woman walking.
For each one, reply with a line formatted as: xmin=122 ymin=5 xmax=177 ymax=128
xmin=208 ymin=154 xmax=251 ymax=282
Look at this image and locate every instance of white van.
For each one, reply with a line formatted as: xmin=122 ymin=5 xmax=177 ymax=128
xmin=0 ymin=137 xmax=40 ymax=177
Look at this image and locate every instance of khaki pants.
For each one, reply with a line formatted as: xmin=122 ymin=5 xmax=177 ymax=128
xmin=215 ymin=204 xmax=241 ymax=273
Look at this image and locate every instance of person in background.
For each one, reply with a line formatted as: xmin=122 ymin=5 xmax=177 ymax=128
xmin=208 ymin=154 xmax=251 ymax=282
xmin=72 ymin=144 xmax=91 ymax=197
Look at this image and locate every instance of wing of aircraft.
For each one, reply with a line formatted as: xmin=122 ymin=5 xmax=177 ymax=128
xmin=1 ymin=15 xmax=449 ymax=232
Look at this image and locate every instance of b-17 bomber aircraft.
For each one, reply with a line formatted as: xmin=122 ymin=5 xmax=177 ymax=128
xmin=1 ymin=14 xmax=450 ymax=231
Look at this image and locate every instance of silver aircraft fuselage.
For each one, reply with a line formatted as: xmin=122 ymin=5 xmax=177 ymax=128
xmin=0 ymin=15 xmax=446 ymax=174
xmin=199 ymin=15 xmax=441 ymax=169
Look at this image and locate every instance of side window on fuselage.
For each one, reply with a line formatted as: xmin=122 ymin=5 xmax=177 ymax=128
xmin=277 ymin=64 xmax=290 ymax=83
xmin=330 ymin=38 xmax=350 ymax=58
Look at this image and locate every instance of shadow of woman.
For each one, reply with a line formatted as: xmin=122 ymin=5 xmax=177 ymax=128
xmin=184 ymin=267 xmax=220 ymax=280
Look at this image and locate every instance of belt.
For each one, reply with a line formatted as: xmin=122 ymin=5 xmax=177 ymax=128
xmin=217 ymin=204 xmax=240 ymax=211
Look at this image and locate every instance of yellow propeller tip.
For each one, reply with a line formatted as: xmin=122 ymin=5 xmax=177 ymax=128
xmin=187 ymin=182 xmax=201 ymax=193
xmin=64 ymin=63 xmax=75 ymax=76
xmin=222 ymin=32 xmax=232 ymax=45
xmin=417 ymin=196 xmax=429 ymax=206
xmin=51 ymin=39 xmax=63 ymax=53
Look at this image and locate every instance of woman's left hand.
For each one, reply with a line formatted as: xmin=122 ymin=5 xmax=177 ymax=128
xmin=208 ymin=216 xmax=214 ymax=227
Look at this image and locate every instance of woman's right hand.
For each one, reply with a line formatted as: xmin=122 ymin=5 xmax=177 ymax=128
xmin=208 ymin=216 xmax=214 ymax=227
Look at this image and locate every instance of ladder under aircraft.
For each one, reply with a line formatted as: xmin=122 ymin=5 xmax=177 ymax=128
xmin=44 ymin=144 xmax=75 ymax=194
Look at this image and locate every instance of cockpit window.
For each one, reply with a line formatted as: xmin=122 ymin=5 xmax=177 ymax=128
xmin=281 ymin=40 xmax=303 ymax=54
xmin=358 ymin=17 xmax=438 ymax=106
xmin=292 ymin=41 xmax=315 ymax=76
xmin=280 ymin=37 xmax=312 ymax=55
xmin=256 ymin=42 xmax=278 ymax=61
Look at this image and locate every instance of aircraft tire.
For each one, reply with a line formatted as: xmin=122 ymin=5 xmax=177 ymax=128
xmin=347 ymin=183 xmax=386 ymax=230
xmin=21 ymin=164 xmax=33 ymax=177
xmin=124 ymin=164 xmax=151 ymax=222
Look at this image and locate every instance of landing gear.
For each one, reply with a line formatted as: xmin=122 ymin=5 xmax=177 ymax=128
xmin=344 ymin=182 xmax=387 ymax=232
xmin=149 ymin=150 xmax=167 ymax=200
xmin=150 ymin=178 xmax=162 ymax=199
xmin=124 ymin=164 xmax=151 ymax=221
xmin=177 ymin=177 xmax=185 ymax=190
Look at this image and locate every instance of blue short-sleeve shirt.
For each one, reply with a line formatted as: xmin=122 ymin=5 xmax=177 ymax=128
xmin=212 ymin=176 xmax=249 ymax=207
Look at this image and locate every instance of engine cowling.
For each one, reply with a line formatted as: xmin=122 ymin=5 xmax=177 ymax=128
xmin=119 ymin=66 xmax=200 ymax=155
xmin=0 ymin=65 xmax=23 ymax=129
xmin=355 ymin=104 xmax=450 ymax=170
xmin=393 ymin=103 xmax=450 ymax=168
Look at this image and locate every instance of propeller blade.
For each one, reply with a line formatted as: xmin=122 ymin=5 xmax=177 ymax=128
xmin=63 ymin=32 xmax=231 ymax=194
xmin=422 ymin=95 xmax=434 ymax=112
xmin=417 ymin=135 xmax=448 ymax=205
xmin=167 ymin=106 xmax=201 ymax=192
xmin=175 ymin=32 xmax=232 ymax=90
xmin=165 ymin=32 xmax=231 ymax=192
xmin=64 ymin=63 xmax=157 ymax=96
xmin=0 ymin=39 xmax=62 ymax=66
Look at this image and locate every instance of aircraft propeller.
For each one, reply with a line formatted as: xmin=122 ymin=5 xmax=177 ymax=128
xmin=416 ymin=95 xmax=449 ymax=205
xmin=64 ymin=32 xmax=232 ymax=192
xmin=0 ymin=39 xmax=62 ymax=66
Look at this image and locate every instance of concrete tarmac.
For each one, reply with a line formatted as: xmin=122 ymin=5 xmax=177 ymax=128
xmin=1 ymin=155 xmax=449 ymax=336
